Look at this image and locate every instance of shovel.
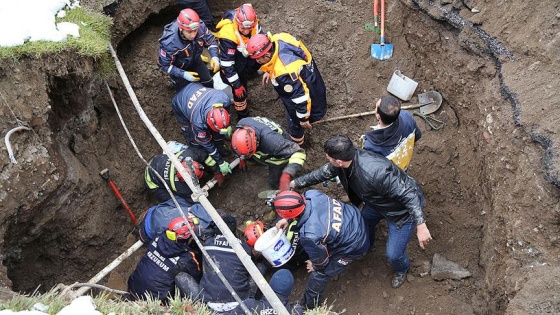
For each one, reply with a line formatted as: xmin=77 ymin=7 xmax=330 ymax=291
xmin=401 ymin=91 xmax=443 ymax=115
xmin=365 ymin=0 xmax=380 ymax=34
xmin=371 ymin=0 xmax=393 ymax=60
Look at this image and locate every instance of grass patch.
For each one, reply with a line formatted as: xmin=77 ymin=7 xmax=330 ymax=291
xmin=0 ymin=6 xmax=112 ymax=60
xmin=0 ymin=288 xmax=337 ymax=314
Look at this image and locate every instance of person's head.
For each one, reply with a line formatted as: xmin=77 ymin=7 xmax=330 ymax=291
xmin=176 ymin=160 xmax=204 ymax=182
xmin=222 ymin=214 xmax=238 ymax=236
xmin=166 ymin=217 xmax=196 ymax=242
xmin=323 ymin=134 xmax=355 ymax=167
xmin=231 ymin=126 xmax=257 ymax=159
xmin=243 ymin=220 xmax=265 ymax=247
xmin=206 ymin=104 xmax=232 ymax=137
xmin=269 ymin=269 xmax=294 ymax=301
xmin=376 ymin=95 xmax=401 ymax=125
xmin=177 ymin=9 xmax=200 ymax=41
xmin=273 ymin=191 xmax=306 ymax=219
xmin=247 ymin=33 xmax=273 ymax=64
xmin=235 ymin=4 xmax=257 ymax=36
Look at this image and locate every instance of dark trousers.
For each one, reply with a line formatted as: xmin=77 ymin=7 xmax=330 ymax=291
xmin=174 ymin=56 xmax=214 ymax=92
xmin=303 ymin=256 xmax=352 ymax=309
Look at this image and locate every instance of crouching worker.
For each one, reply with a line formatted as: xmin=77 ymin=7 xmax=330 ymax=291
xmin=217 ymin=269 xmax=303 ymax=315
xmin=230 ymin=116 xmax=306 ymax=190
xmin=175 ymin=216 xmax=267 ymax=312
xmin=128 ymin=217 xmax=201 ymax=303
xmin=136 ymin=195 xmax=226 ymax=244
xmin=145 ymin=145 xmax=225 ymax=203
xmin=273 ymin=190 xmax=369 ymax=310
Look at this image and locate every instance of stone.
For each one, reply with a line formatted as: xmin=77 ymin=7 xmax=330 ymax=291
xmin=430 ymin=253 xmax=471 ymax=280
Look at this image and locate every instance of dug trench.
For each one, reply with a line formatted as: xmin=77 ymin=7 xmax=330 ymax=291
xmin=1 ymin=0 xmax=559 ymax=314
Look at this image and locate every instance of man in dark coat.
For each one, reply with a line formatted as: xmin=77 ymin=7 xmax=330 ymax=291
xmin=290 ymin=134 xmax=432 ymax=289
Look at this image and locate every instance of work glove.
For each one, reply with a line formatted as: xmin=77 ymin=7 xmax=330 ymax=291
xmin=219 ymin=161 xmax=232 ymax=174
xmin=183 ymin=71 xmax=200 ymax=82
xmin=234 ymin=86 xmax=247 ymax=99
xmin=279 ymin=173 xmax=292 ymax=191
xmin=210 ymin=57 xmax=220 ymax=73
xmin=200 ymin=55 xmax=210 ymax=63
xmin=238 ymin=159 xmax=248 ymax=172
xmin=212 ymin=173 xmax=225 ymax=187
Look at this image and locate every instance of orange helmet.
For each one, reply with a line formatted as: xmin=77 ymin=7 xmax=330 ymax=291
xmin=176 ymin=160 xmax=204 ymax=181
xmin=244 ymin=220 xmax=265 ymax=247
xmin=206 ymin=105 xmax=231 ymax=133
xmin=177 ymin=9 xmax=200 ymax=31
xmin=235 ymin=4 xmax=257 ymax=29
xmin=166 ymin=217 xmax=196 ymax=240
xmin=273 ymin=191 xmax=306 ymax=219
xmin=247 ymin=34 xmax=272 ymax=59
xmin=231 ymin=126 xmax=257 ymax=159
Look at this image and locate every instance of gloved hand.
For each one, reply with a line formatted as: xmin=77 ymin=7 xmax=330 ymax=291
xmin=210 ymin=57 xmax=220 ymax=73
xmin=212 ymin=173 xmax=225 ymax=187
xmin=200 ymin=55 xmax=210 ymax=63
xmin=279 ymin=173 xmax=292 ymax=191
xmin=239 ymin=159 xmax=248 ymax=172
xmin=183 ymin=71 xmax=200 ymax=82
xmin=219 ymin=161 xmax=232 ymax=174
xmin=234 ymin=86 xmax=246 ymax=99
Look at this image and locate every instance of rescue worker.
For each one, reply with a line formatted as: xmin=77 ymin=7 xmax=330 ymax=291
xmin=230 ymin=116 xmax=306 ymax=190
xmin=175 ymin=216 xmax=266 ymax=312
xmin=172 ymin=83 xmax=234 ymax=175
xmin=158 ymin=9 xmax=220 ymax=91
xmin=246 ymin=32 xmax=327 ymax=145
xmin=363 ymin=94 xmax=422 ymax=170
xmin=145 ymin=146 xmax=225 ymax=203
xmin=217 ymin=269 xmax=303 ymax=315
xmin=128 ymin=217 xmax=201 ymax=303
xmin=136 ymin=196 xmax=226 ymax=244
xmin=289 ymin=134 xmax=432 ymax=289
xmin=273 ymin=190 xmax=369 ymax=309
xmin=176 ymin=0 xmax=214 ymax=30
xmin=215 ymin=4 xmax=264 ymax=119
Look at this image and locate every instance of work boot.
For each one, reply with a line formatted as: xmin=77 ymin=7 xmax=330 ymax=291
xmin=391 ymin=271 xmax=407 ymax=288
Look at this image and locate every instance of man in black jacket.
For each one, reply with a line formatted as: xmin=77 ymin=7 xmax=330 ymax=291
xmin=290 ymin=134 xmax=432 ymax=289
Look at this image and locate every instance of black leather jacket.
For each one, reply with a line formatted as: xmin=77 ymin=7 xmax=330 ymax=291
xmin=293 ymin=148 xmax=426 ymax=228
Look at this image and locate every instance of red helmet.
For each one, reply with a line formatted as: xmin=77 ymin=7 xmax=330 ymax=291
xmin=235 ymin=4 xmax=257 ymax=29
xmin=231 ymin=126 xmax=257 ymax=159
xmin=177 ymin=9 xmax=200 ymax=31
xmin=273 ymin=191 xmax=306 ymax=219
xmin=247 ymin=34 xmax=272 ymax=59
xmin=167 ymin=217 xmax=196 ymax=240
xmin=177 ymin=160 xmax=204 ymax=181
xmin=206 ymin=105 xmax=231 ymax=132
xmin=244 ymin=220 xmax=265 ymax=247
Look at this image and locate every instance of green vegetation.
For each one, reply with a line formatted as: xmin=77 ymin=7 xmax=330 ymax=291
xmin=0 ymin=288 xmax=336 ymax=314
xmin=0 ymin=7 xmax=111 ymax=60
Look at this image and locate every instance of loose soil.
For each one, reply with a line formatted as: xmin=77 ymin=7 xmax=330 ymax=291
xmin=1 ymin=0 xmax=559 ymax=314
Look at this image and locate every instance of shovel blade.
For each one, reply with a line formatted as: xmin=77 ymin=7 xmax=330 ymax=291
xmin=370 ymin=43 xmax=393 ymax=60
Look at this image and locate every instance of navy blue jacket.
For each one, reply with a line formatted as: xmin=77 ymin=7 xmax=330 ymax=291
xmin=128 ymin=235 xmax=201 ymax=301
xmin=199 ymin=235 xmax=253 ymax=302
xmin=296 ymin=190 xmax=369 ymax=271
xmin=294 ymin=149 xmax=426 ymax=228
xmin=364 ymin=110 xmax=421 ymax=170
xmin=138 ymin=197 xmax=215 ymax=244
xmin=172 ymin=83 xmax=232 ymax=165
xmin=158 ymin=20 xmax=218 ymax=81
